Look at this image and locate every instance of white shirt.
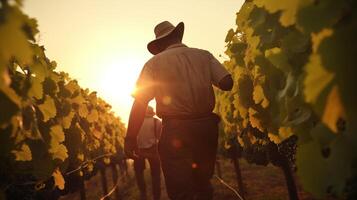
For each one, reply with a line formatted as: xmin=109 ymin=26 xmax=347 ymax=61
xmin=134 ymin=43 xmax=230 ymax=118
xmin=137 ymin=117 xmax=162 ymax=149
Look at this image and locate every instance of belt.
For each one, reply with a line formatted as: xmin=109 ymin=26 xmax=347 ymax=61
xmin=161 ymin=112 xmax=220 ymax=121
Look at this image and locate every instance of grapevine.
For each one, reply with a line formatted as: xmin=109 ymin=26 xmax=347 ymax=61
xmin=0 ymin=0 xmax=126 ymax=199
xmin=217 ymin=0 xmax=357 ymax=199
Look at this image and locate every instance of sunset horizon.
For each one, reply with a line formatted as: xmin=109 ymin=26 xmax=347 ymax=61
xmin=1 ymin=0 xmax=355 ymax=199
xmin=23 ymin=0 xmax=244 ymax=124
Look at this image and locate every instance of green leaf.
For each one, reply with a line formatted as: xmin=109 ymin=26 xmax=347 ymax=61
xmin=71 ymin=94 xmax=86 ymax=106
xmin=62 ymin=111 xmax=74 ymax=129
xmin=60 ymin=100 xmax=72 ymax=117
xmin=43 ymin=77 xmax=58 ymax=96
xmin=297 ymin=0 xmax=345 ymax=33
xmin=52 ymin=168 xmax=65 ymax=190
xmin=28 ymin=77 xmax=43 ymax=100
xmin=327 ymin=135 xmax=355 ymax=195
xmin=225 ymin=29 xmax=235 ymax=43
xmin=49 ymin=125 xmax=68 ymax=161
xmin=282 ymin=30 xmax=310 ymax=53
xmin=11 ymin=143 xmax=32 ymax=161
xmin=0 ymin=7 xmax=33 ymax=65
xmin=268 ymin=127 xmax=292 ymax=144
xmin=50 ymin=125 xmax=65 ymax=143
xmin=310 ymin=123 xmax=336 ymax=148
xmin=236 ymin=2 xmax=255 ymax=28
xmin=0 ymin=86 xmax=20 ymax=125
xmin=249 ymin=7 xmax=267 ymax=29
xmin=237 ymin=73 xmax=254 ymax=108
xmin=88 ymin=92 xmax=98 ymax=105
xmin=244 ymin=28 xmax=261 ymax=64
xmin=65 ymin=80 xmax=80 ymax=95
xmin=321 ymin=86 xmax=346 ymax=133
xmin=254 ymin=0 xmax=310 ymax=27
xmin=303 ymin=54 xmax=334 ymax=104
xmin=317 ymin=22 xmax=357 ymax=121
xmin=91 ymin=127 xmax=102 ymax=139
xmin=311 ymin=29 xmax=333 ymax=53
xmin=265 ymin=47 xmax=291 ymax=73
xmin=78 ymin=104 xmax=89 ymax=118
xmin=38 ymin=95 xmax=57 ymax=122
xmin=296 ymin=140 xmax=330 ymax=198
xmin=230 ymin=42 xmax=247 ymax=54
xmin=28 ymin=140 xmax=56 ymax=179
xmin=22 ymin=15 xmax=39 ymax=41
xmin=297 ymin=124 xmax=355 ymax=197
xmin=253 ymin=84 xmax=269 ymax=108
xmin=87 ymin=109 xmax=99 ymax=123
xmin=249 ymin=108 xmax=264 ymax=132
xmin=30 ymin=63 xmax=47 ymax=82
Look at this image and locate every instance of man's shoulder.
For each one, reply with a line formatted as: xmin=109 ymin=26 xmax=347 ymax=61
xmin=156 ymin=46 xmax=211 ymax=58
xmin=175 ymin=45 xmax=211 ymax=54
xmin=184 ymin=46 xmax=211 ymax=54
xmin=143 ymin=56 xmax=156 ymax=69
xmin=146 ymin=45 xmax=213 ymax=68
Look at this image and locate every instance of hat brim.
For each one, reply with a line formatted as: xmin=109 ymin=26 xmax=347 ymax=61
xmin=147 ymin=22 xmax=184 ymax=55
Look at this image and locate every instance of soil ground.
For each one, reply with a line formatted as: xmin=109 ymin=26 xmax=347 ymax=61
xmin=60 ymin=158 xmax=321 ymax=200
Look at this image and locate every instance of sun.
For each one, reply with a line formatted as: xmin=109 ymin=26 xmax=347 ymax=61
xmin=96 ymin=54 xmax=147 ymax=123
xmin=99 ymin=64 xmax=137 ymax=99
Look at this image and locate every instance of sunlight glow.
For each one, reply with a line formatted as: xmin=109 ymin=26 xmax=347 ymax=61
xmin=99 ymin=61 xmax=137 ymax=99
xmin=23 ymin=0 xmax=244 ymax=124
xmin=95 ymin=53 xmax=146 ymax=124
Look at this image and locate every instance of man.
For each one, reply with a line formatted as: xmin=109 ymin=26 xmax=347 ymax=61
xmin=134 ymin=106 xmax=162 ymax=200
xmin=125 ymin=21 xmax=233 ymax=200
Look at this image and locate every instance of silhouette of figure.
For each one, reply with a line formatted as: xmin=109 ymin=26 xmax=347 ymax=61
xmin=125 ymin=21 xmax=233 ymax=200
xmin=133 ymin=106 xmax=162 ymax=200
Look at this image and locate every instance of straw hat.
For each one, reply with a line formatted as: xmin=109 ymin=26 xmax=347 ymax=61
xmin=147 ymin=21 xmax=184 ymax=55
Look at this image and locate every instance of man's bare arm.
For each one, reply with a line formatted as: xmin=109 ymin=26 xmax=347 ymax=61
xmin=124 ymin=100 xmax=148 ymax=158
xmin=218 ymin=75 xmax=233 ymax=91
xmin=126 ymin=100 xmax=148 ymax=139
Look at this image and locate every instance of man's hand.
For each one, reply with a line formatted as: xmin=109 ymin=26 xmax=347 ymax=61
xmin=124 ymin=136 xmax=139 ymax=159
xmin=218 ymin=75 xmax=233 ymax=91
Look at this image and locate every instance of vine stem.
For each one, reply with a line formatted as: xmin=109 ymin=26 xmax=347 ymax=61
xmin=214 ymin=175 xmax=245 ymax=200
xmin=99 ymin=172 xmax=125 ymax=200
xmin=7 ymin=152 xmax=115 ymax=190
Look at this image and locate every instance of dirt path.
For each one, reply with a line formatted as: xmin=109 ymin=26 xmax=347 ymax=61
xmin=61 ymin=158 xmax=318 ymax=200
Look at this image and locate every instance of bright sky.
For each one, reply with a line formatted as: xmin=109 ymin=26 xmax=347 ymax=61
xmin=23 ymin=0 xmax=244 ymax=124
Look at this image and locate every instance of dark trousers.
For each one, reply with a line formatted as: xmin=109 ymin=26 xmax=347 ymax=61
xmin=134 ymin=145 xmax=161 ymax=200
xmin=159 ymin=114 xmax=219 ymax=200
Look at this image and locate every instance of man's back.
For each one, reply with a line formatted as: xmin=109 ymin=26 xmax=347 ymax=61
xmin=125 ymin=21 xmax=232 ymax=200
xmin=136 ymin=43 xmax=229 ymax=118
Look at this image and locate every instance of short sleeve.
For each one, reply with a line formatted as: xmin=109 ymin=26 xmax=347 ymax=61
xmin=133 ymin=61 xmax=155 ymax=103
xmin=208 ymin=53 xmax=230 ymax=87
xmin=154 ymin=118 xmax=162 ymax=138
